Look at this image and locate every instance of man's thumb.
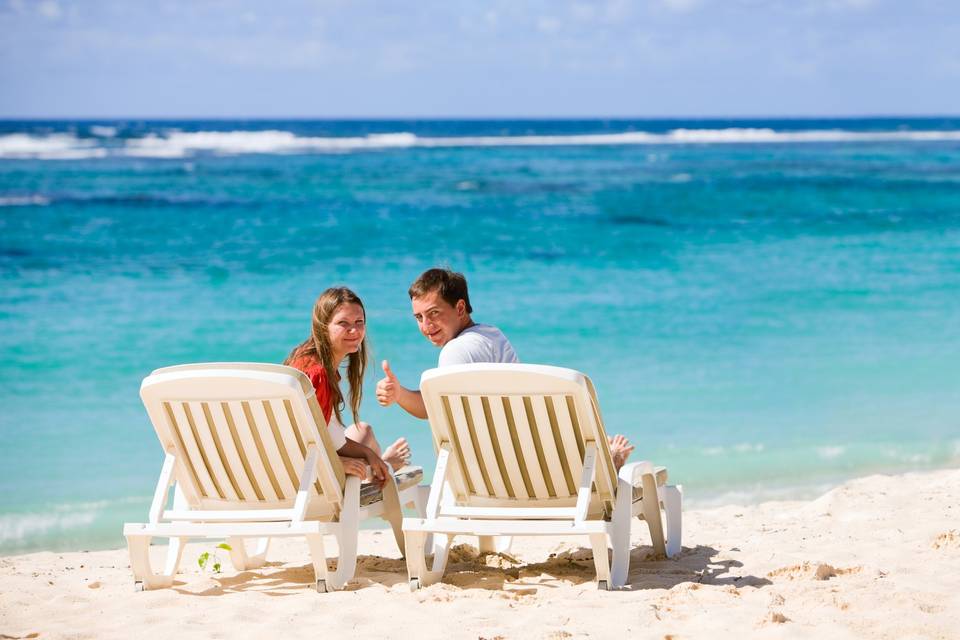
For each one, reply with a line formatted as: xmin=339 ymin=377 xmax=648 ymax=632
xmin=381 ymin=360 xmax=395 ymax=379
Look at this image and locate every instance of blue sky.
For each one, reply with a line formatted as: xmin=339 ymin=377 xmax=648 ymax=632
xmin=2 ymin=0 xmax=959 ymax=118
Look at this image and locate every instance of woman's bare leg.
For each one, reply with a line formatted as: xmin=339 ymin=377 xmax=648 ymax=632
xmin=345 ymin=421 xmax=411 ymax=471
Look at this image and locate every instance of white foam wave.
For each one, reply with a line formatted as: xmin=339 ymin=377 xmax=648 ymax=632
xmin=4 ymin=127 xmax=960 ymax=160
xmin=687 ymin=480 xmax=840 ymax=508
xmin=89 ymin=125 xmax=117 ymax=138
xmin=0 ymin=509 xmax=98 ymax=542
xmin=700 ymin=442 xmax=766 ymax=456
xmin=121 ymin=130 xmax=426 ymax=158
xmin=0 ymin=497 xmax=146 ymax=543
xmin=0 ymin=134 xmax=107 ymax=160
xmin=0 ymin=195 xmax=50 ymax=207
xmin=817 ymin=445 xmax=846 ymax=459
xmin=406 ymin=128 xmax=960 ymax=147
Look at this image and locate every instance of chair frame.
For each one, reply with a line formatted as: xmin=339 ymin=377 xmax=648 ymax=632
xmin=402 ymin=363 xmax=681 ymax=590
xmin=123 ymin=363 xmax=427 ymax=592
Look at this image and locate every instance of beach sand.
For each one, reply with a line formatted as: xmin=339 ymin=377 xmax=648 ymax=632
xmin=1 ymin=468 xmax=957 ymax=639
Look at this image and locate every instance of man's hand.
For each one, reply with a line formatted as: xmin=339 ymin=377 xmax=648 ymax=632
xmin=376 ymin=360 xmax=399 ymax=407
xmin=375 ymin=359 xmax=429 ymax=419
xmin=339 ymin=456 xmax=369 ymax=481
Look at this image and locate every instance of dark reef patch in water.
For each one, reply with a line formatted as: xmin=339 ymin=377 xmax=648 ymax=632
xmin=0 ymin=247 xmax=32 ymax=258
xmin=51 ymin=193 xmax=264 ymax=209
xmin=607 ymin=214 xmax=674 ymax=228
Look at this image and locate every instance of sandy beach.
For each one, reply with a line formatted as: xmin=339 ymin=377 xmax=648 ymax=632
xmin=1 ymin=468 xmax=957 ymax=639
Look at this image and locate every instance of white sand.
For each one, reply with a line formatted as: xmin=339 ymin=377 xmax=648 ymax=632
xmin=2 ymin=468 xmax=958 ymax=639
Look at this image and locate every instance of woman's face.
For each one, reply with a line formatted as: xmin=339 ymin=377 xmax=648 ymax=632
xmin=328 ymin=302 xmax=366 ymax=360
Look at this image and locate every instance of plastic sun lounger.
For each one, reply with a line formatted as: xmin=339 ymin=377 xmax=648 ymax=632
xmin=403 ymin=363 xmax=682 ymax=591
xmin=123 ymin=362 xmax=428 ymax=592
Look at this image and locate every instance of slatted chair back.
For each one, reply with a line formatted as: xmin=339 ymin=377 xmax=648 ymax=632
xmin=419 ymin=363 xmax=618 ymax=515
xmin=140 ymin=363 xmax=346 ymax=519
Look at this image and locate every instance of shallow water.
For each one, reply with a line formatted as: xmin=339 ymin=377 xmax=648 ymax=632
xmin=2 ymin=118 xmax=959 ymax=553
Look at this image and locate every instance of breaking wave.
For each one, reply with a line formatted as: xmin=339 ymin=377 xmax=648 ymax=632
xmin=2 ymin=127 xmax=960 ymax=159
xmin=0 ymin=497 xmax=147 ymax=546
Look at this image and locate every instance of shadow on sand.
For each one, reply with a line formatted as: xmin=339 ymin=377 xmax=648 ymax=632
xmin=173 ymin=542 xmax=771 ymax=596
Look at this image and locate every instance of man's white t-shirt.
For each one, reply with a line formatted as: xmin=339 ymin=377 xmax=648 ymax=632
xmin=438 ymin=324 xmax=519 ymax=367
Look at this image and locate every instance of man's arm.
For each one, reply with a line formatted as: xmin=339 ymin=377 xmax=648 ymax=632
xmin=375 ymin=360 xmax=428 ymax=419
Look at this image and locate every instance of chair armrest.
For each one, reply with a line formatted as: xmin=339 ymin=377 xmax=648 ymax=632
xmin=617 ymin=460 xmax=656 ymax=486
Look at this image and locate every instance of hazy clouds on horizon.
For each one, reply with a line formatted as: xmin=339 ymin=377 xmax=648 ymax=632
xmin=2 ymin=0 xmax=959 ymax=118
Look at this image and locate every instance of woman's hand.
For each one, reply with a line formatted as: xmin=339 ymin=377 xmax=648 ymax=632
xmin=339 ymin=455 xmax=369 ymax=481
xmin=336 ymin=440 xmax=390 ymax=485
xmin=365 ymin=452 xmax=390 ymax=486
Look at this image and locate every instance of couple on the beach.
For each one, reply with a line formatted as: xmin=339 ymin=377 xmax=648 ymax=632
xmin=284 ymin=267 xmax=635 ymax=483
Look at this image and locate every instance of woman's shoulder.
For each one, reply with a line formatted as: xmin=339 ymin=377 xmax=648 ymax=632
xmin=288 ymin=356 xmax=326 ymax=379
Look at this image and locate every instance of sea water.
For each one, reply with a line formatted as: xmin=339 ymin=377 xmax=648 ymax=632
xmin=1 ymin=118 xmax=959 ymax=553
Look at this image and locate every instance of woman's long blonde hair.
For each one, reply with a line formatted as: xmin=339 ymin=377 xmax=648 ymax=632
xmin=284 ymin=287 xmax=368 ymax=427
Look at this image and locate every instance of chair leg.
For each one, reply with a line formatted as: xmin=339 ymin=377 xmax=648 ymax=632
xmin=304 ymin=533 xmax=331 ymax=592
xmin=609 ymin=505 xmax=632 ymax=588
xmin=410 ymin=485 xmax=433 ymax=553
xmin=405 ymin=531 xmax=451 ymax=590
xmin=306 ymin=525 xmax=359 ymax=593
xmin=478 ymin=536 xmax=513 ymax=554
xmin=380 ymin=477 xmax=406 ymax=556
xmin=640 ymin=474 xmax=667 ymax=557
xmin=226 ymin=536 xmax=270 ymax=570
xmin=329 ymin=527 xmax=359 ymax=591
xmin=163 ymin=536 xmax=187 ymax=577
xmin=589 ymin=533 xmax=612 ymax=590
xmin=412 ymin=485 xmax=429 ymax=514
xmin=662 ymin=485 xmax=683 ymax=558
xmin=313 ymin=476 xmax=361 ymax=592
xmin=126 ymin=534 xmax=181 ymax=591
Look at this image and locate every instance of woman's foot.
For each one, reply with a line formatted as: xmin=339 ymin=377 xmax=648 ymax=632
xmin=381 ymin=437 xmax=411 ymax=471
xmin=608 ymin=434 xmax=635 ymax=470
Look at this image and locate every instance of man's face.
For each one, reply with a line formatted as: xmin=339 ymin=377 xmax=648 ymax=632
xmin=411 ymin=290 xmax=467 ymax=347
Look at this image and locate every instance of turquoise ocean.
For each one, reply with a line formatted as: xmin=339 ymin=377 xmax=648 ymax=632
xmin=1 ymin=118 xmax=959 ymax=554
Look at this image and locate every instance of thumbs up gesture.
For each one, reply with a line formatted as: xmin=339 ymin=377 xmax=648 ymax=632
xmin=376 ymin=360 xmax=399 ymax=406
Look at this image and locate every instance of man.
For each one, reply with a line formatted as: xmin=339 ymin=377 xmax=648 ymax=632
xmin=376 ymin=268 xmax=634 ymax=467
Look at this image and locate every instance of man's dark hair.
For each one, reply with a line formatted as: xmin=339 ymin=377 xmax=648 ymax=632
xmin=408 ymin=268 xmax=473 ymax=313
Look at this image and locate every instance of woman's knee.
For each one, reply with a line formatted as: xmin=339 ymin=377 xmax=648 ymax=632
xmin=346 ymin=421 xmax=378 ymax=448
xmin=354 ymin=421 xmax=373 ymax=439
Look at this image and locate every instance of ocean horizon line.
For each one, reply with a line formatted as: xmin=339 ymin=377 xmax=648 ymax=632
xmin=3 ymin=114 xmax=960 ymax=122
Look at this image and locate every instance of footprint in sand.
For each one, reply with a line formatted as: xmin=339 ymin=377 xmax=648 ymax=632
xmin=931 ymin=530 xmax=959 ymax=549
xmin=767 ymin=612 xmax=790 ymax=624
xmin=767 ymin=562 xmax=862 ymax=581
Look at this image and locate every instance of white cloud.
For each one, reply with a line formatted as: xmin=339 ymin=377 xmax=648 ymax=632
xmin=661 ymin=0 xmax=701 ymax=12
xmin=830 ymin=0 xmax=876 ymax=8
xmin=37 ymin=0 xmax=60 ymax=20
xmin=570 ymin=3 xmax=596 ymax=21
xmin=537 ymin=15 xmax=561 ymax=33
xmin=797 ymin=0 xmax=878 ymax=14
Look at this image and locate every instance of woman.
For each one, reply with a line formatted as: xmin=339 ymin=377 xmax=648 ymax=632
xmin=285 ymin=287 xmax=411 ymax=478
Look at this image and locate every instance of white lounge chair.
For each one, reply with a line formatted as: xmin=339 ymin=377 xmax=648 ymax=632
xmin=403 ymin=363 xmax=681 ymax=591
xmin=123 ymin=362 xmax=427 ymax=592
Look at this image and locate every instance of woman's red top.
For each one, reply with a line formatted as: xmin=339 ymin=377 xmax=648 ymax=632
xmin=288 ymin=357 xmax=334 ymax=423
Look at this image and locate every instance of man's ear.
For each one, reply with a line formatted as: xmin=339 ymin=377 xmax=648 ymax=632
xmin=456 ymin=299 xmax=466 ymax=316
